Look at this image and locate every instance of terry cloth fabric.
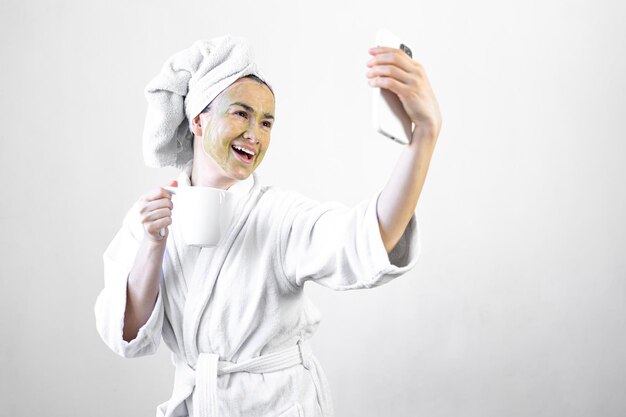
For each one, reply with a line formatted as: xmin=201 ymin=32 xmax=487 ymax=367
xmin=142 ymin=35 xmax=272 ymax=169
xmin=95 ymin=172 xmax=421 ymax=415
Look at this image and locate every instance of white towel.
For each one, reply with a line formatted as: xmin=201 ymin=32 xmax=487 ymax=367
xmin=142 ymin=35 xmax=272 ymax=169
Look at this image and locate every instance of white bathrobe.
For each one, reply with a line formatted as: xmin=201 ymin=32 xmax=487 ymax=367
xmin=94 ymin=167 xmax=421 ymax=417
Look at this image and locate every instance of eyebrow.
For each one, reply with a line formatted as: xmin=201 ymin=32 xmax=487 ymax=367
xmin=230 ymin=102 xmax=274 ymax=120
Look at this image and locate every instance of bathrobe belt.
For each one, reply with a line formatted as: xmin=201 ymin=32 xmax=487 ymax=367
xmin=166 ymin=339 xmax=313 ymax=417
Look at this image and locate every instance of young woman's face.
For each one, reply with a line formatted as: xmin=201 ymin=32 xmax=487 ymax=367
xmin=196 ymin=78 xmax=275 ymax=181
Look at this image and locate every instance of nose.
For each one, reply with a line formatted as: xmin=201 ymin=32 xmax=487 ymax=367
xmin=243 ymin=122 xmax=261 ymax=144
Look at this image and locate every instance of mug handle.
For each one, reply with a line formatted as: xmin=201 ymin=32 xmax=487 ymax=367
xmin=159 ymin=187 xmax=178 ymax=238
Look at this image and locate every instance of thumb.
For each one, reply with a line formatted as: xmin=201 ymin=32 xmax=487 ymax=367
xmin=168 ymin=180 xmax=178 ymax=187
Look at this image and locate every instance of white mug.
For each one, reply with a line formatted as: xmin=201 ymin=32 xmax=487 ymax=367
xmin=160 ymin=186 xmax=233 ymax=247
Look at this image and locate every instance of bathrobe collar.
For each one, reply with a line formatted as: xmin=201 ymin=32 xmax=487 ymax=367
xmin=177 ymin=159 xmax=255 ymax=196
xmin=174 ymin=159 xmax=264 ymax=363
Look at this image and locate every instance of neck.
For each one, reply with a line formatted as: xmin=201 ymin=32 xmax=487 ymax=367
xmin=191 ymin=142 xmax=237 ymax=190
xmin=191 ymin=137 xmax=237 ymax=190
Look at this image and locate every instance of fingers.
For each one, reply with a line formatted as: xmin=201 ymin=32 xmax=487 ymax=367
xmin=366 ymin=64 xmax=415 ymax=87
xmin=138 ymin=181 xmax=177 ymax=242
xmin=144 ymin=216 xmax=173 ymax=237
xmin=140 ymin=197 xmax=173 ymax=214
xmin=367 ymin=47 xmax=419 ymax=74
xmin=366 ymin=46 xmax=441 ymax=133
xmin=367 ymin=47 xmax=428 ymax=90
xmin=368 ymin=74 xmax=415 ymax=101
xmin=142 ymin=207 xmax=172 ymax=223
xmin=368 ymin=48 xmax=429 ymax=89
xmin=143 ymin=186 xmax=175 ymax=203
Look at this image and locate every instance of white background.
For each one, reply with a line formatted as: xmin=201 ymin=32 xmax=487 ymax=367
xmin=1 ymin=0 xmax=625 ymax=416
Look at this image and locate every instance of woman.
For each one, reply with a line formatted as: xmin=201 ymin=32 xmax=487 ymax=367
xmin=95 ymin=35 xmax=441 ymax=417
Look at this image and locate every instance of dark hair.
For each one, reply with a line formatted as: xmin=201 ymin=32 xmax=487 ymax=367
xmin=200 ymin=74 xmax=273 ymax=114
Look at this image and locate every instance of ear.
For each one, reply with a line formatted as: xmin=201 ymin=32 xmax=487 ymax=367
xmin=191 ymin=113 xmax=205 ymax=138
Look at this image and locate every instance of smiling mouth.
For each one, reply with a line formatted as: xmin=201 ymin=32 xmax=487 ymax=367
xmin=231 ymin=144 xmax=256 ymax=164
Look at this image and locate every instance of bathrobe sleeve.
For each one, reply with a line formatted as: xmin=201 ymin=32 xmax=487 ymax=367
xmin=94 ymin=203 xmax=165 ymax=358
xmin=278 ymin=191 xmax=421 ymax=291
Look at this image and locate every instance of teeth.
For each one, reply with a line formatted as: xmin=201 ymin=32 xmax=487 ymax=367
xmin=232 ymin=145 xmax=255 ymax=156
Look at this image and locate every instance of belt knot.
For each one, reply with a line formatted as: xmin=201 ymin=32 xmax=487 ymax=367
xmin=163 ymin=339 xmax=313 ymax=417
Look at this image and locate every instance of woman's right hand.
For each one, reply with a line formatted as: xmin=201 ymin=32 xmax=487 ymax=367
xmin=137 ymin=180 xmax=178 ymax=242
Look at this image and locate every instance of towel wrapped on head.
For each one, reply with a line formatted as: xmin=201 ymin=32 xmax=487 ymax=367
xmin=142 ymin=35 xmax=272 ymax=169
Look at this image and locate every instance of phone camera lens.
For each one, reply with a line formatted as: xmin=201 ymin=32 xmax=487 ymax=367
xmin=400 ymin=44 xmax=413 ymax=58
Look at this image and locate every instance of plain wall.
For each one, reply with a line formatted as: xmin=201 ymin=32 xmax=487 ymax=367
xmin=1 ymin=0 xmax=625 ymax=416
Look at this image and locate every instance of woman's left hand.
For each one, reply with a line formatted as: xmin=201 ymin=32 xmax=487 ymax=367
xmin=367 ymin=47 xmax=442 ymax=140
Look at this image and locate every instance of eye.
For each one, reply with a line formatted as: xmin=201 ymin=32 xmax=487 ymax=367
xmin=263 ymin=121 xmax=272 ymax=128
xmin=235 ymin=111 xmax=248 ymax=118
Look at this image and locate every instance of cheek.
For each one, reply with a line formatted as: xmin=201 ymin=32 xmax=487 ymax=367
xmin=254 ymin=138 xmax=271 ymax=165
xmin=202 ymin=125 xmax=231 ymax=156
xmin=261 ymin=134 xmax=271 ymax=150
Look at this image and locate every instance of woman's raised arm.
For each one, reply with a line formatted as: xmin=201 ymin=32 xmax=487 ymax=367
xmin=366 ymin=46 xmax=442 ymax=253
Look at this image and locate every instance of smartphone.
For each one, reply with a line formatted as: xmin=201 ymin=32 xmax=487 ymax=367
xmin=372 ymin=29 xmax=414 ymax=145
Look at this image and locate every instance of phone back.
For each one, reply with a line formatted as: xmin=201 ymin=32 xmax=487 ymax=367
xmin=372 ymin=29 xmax=414 ymax=145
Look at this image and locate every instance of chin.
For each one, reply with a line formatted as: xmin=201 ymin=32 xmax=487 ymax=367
xmin=227 ymin=169 xmax=253 ymax=181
